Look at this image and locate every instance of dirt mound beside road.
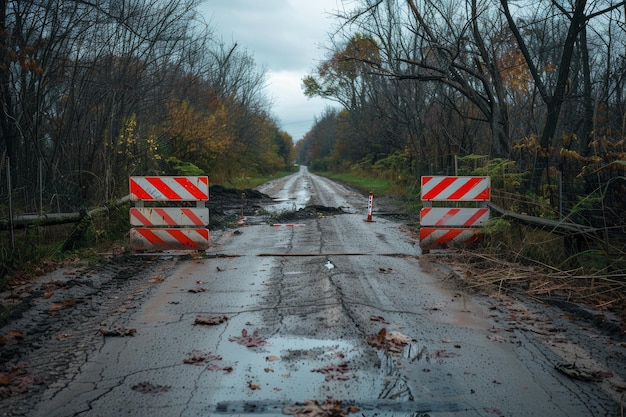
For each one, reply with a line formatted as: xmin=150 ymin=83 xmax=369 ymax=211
xmin=207 ymin=185 xmax=273 ymax=228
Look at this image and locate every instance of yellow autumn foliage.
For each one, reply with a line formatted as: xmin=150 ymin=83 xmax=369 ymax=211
xmin=166 ymin=99 xmax=235 ymax=172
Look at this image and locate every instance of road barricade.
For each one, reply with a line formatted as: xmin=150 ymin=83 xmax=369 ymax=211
xmin=129 ymin=176 xmax=210 ymax=251
xmin=419 ymin=176 xmax=490 ymax=251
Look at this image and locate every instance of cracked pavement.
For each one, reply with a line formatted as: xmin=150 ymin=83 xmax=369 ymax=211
xmin=1 ymin=166 xmax=624 ymax=416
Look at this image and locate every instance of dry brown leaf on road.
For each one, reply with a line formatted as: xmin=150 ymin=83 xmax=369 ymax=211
xmin=228 ymin=329 xmax=267 ymax=347
xmin=50 ymin=300 xmax=76 ymax=312
xmin=366 ymin=328 xmax=412 ymax=354
xmin=370 ymin=315 xmax=388 ymax=324
xmin=194 ymin=315 xmax=228 ymax=325
xmin=99 ymin=327 xmax=136 ymax=337
xmin=131 ymin=382 xmax=171 ymax=394
xmin=311 ymin=362 xmax=351 ymax=381
xmin=183 ymin=350 xmax=222 ymax=366
xmin=430 ymin=349 xmax=459 ymax=359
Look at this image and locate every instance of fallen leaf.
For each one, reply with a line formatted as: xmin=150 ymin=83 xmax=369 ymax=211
xmin=183 ymin=350 xmax=222 ymax=365
xmin=266 ymin=355 xmax=280 ymax=362
xmin=0 ymin=374 xmax=10 ymax=386
xmin=148 ymin=277 xmax=164 ymax=283
xmin=370 ymin=315 xmax=388 ymax=324
xmin=0 ymin=367 xmax=46 ymax=398
xmin=366 ymin=328 xmax=412 ymax=354
xmin=194 ymin=315 xmax=228 ymax=325
xmin=431 ymin=349 xmax=459 ymax=359
xmin=311 ymin=362 xmax=351 ymax=381
xmin=50 ymin=300 xmax=76 ymax=310
xmin=248 ymin=382 xmax=260 ymax=390
xmin=131 ymin=382 xmax=171 ymax=394
xmin=99 ymin=327 xmax=137 ymax=337
xmin=229 ymin=329 xmax=267 ymax=347
xmin=7 ymin=330 xmax=24 ymax=340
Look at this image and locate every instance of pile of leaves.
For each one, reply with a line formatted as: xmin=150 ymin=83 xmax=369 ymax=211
xmin=428 ymin=250 xmax=626 ymax=331
xmin=0 ymin=366 xmax=46 ymax=398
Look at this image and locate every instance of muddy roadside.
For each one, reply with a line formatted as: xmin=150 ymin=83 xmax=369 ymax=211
xmin=0 ymin=184 xmax=364 ymax=412
xmin=1 ymin=183 xmax=625 ymax=414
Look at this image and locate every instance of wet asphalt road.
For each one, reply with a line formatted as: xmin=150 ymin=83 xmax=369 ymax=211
xmin=11 ymin=166 xmax=624 ymax=416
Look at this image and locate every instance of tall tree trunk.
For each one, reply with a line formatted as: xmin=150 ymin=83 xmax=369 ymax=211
xmin=501 ymin=0 xmax=587 ymax=192
xmin=0 ymin=0 xmax=16 ymax=174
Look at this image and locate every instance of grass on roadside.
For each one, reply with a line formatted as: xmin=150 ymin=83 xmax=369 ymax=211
xmin=313 ymin=172 xmax=393 ymax=197
xmin=227 ymin=170 xmax=297 ymax=189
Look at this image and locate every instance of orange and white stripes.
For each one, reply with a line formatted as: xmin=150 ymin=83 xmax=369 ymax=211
xmin=419 ymin=176 xmax=491 ymax=251
xmin=129 ymin=176 xmax=210 ymax=251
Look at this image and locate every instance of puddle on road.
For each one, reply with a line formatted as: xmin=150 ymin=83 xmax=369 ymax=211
xmin=207 ymin=335 xmax=471 ymax=415
xmin=265 ymin=198 xmax=304 ymax=213
xmin=214 ymin=335 xmax=361 ymax=399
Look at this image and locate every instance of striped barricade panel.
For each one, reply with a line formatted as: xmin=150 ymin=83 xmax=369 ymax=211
xmin=421 ymin=176 xmax=490 ymax=202
xmin=130 ymin=176 xmax=209 ymax=201
xmin=129 ymin=176 xmax=210 ymax=252
xmin=420 ymin=207 xmax=490 ymax=227
xmin=130 ymin=228 xmax=210 ymax=251
xmin=419 ymin=176 xmax=490 ymax=251
xmin=130 ymin=207 xmax=209 ymax=227
xmin=419 ymin=227 xmax=481 ymax=250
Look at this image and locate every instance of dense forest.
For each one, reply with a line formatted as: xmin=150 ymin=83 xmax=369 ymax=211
xmin=298 ymin=0 xmax=626 ymax=229
xmin=0 ymin=0 xmax=293 ymax=216
xmin=1 ymin=0 xmax=625 ymax=236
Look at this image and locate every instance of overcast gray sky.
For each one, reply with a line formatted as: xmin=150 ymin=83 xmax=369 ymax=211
xmin=198 ymin=0 xmax=342 ymax=142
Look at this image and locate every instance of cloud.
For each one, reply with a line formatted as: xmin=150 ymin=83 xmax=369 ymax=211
xmin=198 ymin=0 xmax=339 ymax=140
xmin=267 ymin=70 xmax=334 ymax=139
xmin=203 ymin=0 xmax=335 ymax=70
